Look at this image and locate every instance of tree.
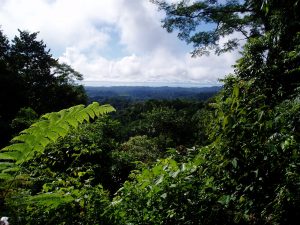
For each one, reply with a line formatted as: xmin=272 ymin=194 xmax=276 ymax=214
xmin=10 ymin=107 xmax=38 ymax=134
xmin=151 ymin=0 xmax=263 ymax=56
xmin=0 ymin=29 xmax=87 ymax=147
xmin=8 ymin=30 xmax=87 ymax=114
xmin=0 ymin=29 xmax=26 ymax=147
xmin=0 ymin=28 xmax=9 ymax=60
xmin=152 ymin=0 xmax=300 ymax=100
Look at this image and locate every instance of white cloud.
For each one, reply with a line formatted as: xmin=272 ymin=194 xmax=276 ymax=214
xmin=0 ymin=0 xmax=241 ymax=85
xmin=60 ymin=44 xmax=238 ymax=85
xmin=116 ymin=0 xmax=185 ymax=55
xmin=0 ymin=0 xmax=120 ymax=55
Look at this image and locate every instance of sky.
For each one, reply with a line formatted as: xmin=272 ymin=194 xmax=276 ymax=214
xmin=0 ymin=0 xmax=241 ymax=86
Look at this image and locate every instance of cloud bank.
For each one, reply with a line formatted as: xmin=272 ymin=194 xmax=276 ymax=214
xmin=0 ymin=0 xmax=240 ymax=85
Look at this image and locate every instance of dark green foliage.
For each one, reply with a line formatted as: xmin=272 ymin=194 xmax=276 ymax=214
xmin=111 ymin=135 xmax=161 ymax=188
xmin=7 ymin=184 xmax=110 ymax=225
xmin=10 ymin=107 xmax=38 ymax=134
xmin=109 ymin=80 xmax=300 ymax=224
xmin=109 ymin=156 xmax=206 ymax=225
xmin=153 ymin=0 xmax=300 ymax=99
xmin=204 ymin=78 xmax=300 ymax=224
xmin=151 ymin=0 xmax=263 ymax=56
xmin=22 ymin=116 xmax=121 ymax=193
xmin=1 ymin=0 xmax=300 ymax=224
xmin=8 ymin=30 xmax=87 ymax=114
xmin=0 ymin=29 xmax=87 ymax=148
xmin=0 ymin=30 xmax=27 ymax=147
xmin=107 ymin=0 xmax=300 ymax=224
xmin=4 ymin=118 xmax=116 ymax=224
xmin=115 ymin=99 xmax=209 ymax=148
xmin=0 ymin=103 xmax=115 ymax=224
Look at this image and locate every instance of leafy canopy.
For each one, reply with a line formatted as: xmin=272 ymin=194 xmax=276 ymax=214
xmin=152 ymin=0 xmax=299 ymax=59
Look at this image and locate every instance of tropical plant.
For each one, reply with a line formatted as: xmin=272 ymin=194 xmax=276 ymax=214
xmin=0 ymin=102 xmax=114 ymax=177
xmin=0 ymin=102 xmax=114 ymax=199
xmin=0 ymin=104 xmax=116 ymax=225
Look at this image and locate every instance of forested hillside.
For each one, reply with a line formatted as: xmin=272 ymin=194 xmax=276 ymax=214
xmin=1 ymin=0 xmax=300 ymax=224
xmin=85 ymin=86 xmax=221 ymax=102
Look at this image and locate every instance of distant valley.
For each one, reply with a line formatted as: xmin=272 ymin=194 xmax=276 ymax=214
xmin=85 ymin=86 xmax=222 ymax=104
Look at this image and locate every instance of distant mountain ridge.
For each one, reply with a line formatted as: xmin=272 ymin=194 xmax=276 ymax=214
xmin=85 ymin=86 xmax=222 ymax=102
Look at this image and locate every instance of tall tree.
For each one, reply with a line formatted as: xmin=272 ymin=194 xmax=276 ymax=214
xmin=8 ymin=30 xmax=87 ymax=114
xmin=0 ymin=29 xmax=26 ymax=146
xmin=0 ymin=29 xmax=87 ymax=146
xmin=152 ymin=0 xmax=300 ymax=100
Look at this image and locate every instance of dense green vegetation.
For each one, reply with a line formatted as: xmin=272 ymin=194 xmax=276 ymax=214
xmin=1 ymin=0 xmax=300 ymax=224
xmin=0 ymin=29 xmax=87 ymax=148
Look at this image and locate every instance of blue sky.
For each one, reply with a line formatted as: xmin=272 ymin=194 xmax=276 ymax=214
xmin=0 ymin=0 xmax=241 ymax=86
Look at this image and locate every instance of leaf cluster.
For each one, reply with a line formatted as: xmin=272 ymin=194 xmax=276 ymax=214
xmin=0 ymin=103 xmax=115 ymax=186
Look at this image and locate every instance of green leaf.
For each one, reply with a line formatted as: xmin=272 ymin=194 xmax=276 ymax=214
xmin=155 ymin=175 xmax=164 ymax=185
xmin=233 ymin=85 xmax=239 ymax=98
xmin=218 ymin=195 xmax=231 ymax=206
xmin=0 ymin=173 xmax=13 ymax=180
xmin=161 ymin=193 xmax=167 ymax=199
xmin=232 ymin=158 xmax=238 ymax=168
xmin=171 ymin=170 xmax=180 ymax=178
xmin=0 ymin=103 xmax=115 ymax=182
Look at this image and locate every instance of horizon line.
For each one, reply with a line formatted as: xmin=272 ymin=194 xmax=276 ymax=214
xmin=79 ymin=81 xmax=223 ymax=88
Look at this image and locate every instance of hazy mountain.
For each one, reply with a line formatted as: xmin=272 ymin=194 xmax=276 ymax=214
xmin=85 ymin=86 xmax=222 ymax=102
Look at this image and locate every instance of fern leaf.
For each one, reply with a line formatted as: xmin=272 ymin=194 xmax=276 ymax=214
xmin=22 ymin=192 xmax=74 ymax=209
xmin=1 ymin=167 xmax=20 ymax=174
xmin=82 ymin=110 xmax=91 ymax=122
xmin=85 ymin=107 xmax=96 ymax=119
xmin=65 ymin=115 xmax=79 ymax=128
xmin=37 ymin=136 xmax=51 ymax=148
xmin=0 ymin=102 xmax=115 ymax=181
xmin=50 ymin=125 xmax=69 ymax=138
xmin=0 ymin=162 xmax=14 ymax=170
xmin=3 ymin=143 xmax=31 ymax=153
xmin=0 ymin=173 xmax=13 ymax=181
xmin=44 ymin=130 xmax=60 ymax=142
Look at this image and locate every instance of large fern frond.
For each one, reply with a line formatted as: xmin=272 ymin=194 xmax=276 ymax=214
xmin=0 ymin=102 xmax=115 ymax=180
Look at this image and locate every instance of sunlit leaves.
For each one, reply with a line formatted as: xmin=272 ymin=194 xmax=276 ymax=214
xmin=0 ymin=102 xmax=115 ymax=179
